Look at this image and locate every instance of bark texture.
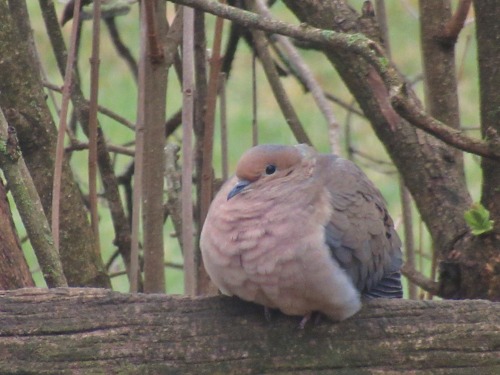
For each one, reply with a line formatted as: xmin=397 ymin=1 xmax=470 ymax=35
xmin=419 ymin=0 xmax=464 ymax=170
xmin=0 ymin=1 xmax=110 ymax=288
xmin=0 ymin=288 xmax=498 ymax=374
xmin=471 ymin=0 xmax=500 ymax=300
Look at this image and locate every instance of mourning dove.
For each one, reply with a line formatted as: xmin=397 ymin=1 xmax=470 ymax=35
xmin=200 ymin=144 xmax=402 ymax=323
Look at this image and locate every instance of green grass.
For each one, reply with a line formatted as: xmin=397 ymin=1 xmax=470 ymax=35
xmin=15 ymin=1 xmax=481 ymax=297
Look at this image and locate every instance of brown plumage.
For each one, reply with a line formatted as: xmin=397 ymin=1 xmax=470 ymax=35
xmin=201 ymin=144 xmax=402 ymax=322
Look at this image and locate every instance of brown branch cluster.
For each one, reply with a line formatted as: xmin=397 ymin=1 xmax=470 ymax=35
xmin=166 ymin=0 xmax=500 ymax=161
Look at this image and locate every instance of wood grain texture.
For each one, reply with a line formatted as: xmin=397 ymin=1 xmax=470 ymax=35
xmin=0 ymin=288 xmax=498 ymax=374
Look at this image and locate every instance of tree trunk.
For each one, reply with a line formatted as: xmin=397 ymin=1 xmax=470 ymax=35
xmin=0 ymin=1 xmax=110 ymax=288
xmin=0 ymin=288 xmax=497 ymax=374
xmin=0 ymin=180 xmax=35 ymax=289
xmin=472 ymin=0 xmax=500 ymax=301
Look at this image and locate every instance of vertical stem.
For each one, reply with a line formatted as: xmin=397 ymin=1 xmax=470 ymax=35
xmin=51 ymin=0 xmax=82 ymax=252
xmin=374 ymin=0 xmax=391 ymax=55
xmin=246 ymin=0 xmax=311 ymax=145
xmin=88 ymin=0 xmax=102 ymax=254
xmin=251 ymin=52 xmax=258 ymax=146
xmin=130 ymin=2 xmax=147 ymax=293
xmin=254 ymin=0 xmax=339 ymax=153
xmin=219 ymin=73 xmax=228 ymax=181
xmin=400 ymin=176 xmax=417 ymax=299
xmin=199 ymin=2 xmax=225 ymax=226
xmin=182 ymin=6 xmax=196 ymax=296
xmin=142 ymin=0 xmax=168 ymax=294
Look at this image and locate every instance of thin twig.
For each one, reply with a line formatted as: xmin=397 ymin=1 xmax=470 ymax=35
xmin=390 ymin=85 xmax=500 ymax=160
xmin=457 ymin=33 xmax=472 ymax=81
xmin=66 ymin=141 xmax=135 ymax=156
xmin=52 ymin=0 xmax=82 ymax=252
xmin=88 ymin=0 xmax=102 ymax=255
xmin=164 ymin=143 xmax=183 ymax=250
xmin=245 ymin=0 xmax=311 ymax=145
xmin=400 ymin=180 xmax=417 ymax=299
xmin=130 ymin=1 xmax=149 ymax=293
xmin=165 ymin=108 xmax=183 ymax=137
xmin=199 ymin=0 xmax=226 ymax=227
xmin=251 ymin=51 xmax=258 ymax=146
xmin=219 ymin=73 xmax=228 ymax=180
xmin=257 ymin=0 xmax=339 ymax=153
xmin=442 ymin=0 xmax=472 ymax=42
xmin=109 ymin=262 xmax=184 ymax=279
xmin=401 ymin=262 xmax=439 ymax=296
xmin=42 ymin=81 xmax=136 ymax=130
xmin=324 ymin=92 xmax=365 ymax=118
xmin=182 ymin=5 xmax=196 ymax=296
xmin=104 ymin=17 xmax=138 ymax=81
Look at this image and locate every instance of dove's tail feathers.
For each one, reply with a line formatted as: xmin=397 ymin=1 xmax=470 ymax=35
xmin=363 ymin=271 xmax=403 ymax=299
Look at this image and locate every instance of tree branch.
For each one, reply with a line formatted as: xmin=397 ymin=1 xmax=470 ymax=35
xmin=165 ymin=0 xmax=500 ymax=160
xmin=390 ymin=84 xmax=500 ymax=160
xmin=0 ymin=109 xmax=67 ymax=288
xmin=401 ymin=262 xmax=439 ymax=296
xmin=42 ymin=81 xmax=136 ymax=130
xmin=442 ymin=0 xmax=472 ymax=42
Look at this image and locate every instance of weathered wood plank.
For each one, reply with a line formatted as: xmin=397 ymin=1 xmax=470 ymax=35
xmin=0 ymin=288 xmax=498 ymax=374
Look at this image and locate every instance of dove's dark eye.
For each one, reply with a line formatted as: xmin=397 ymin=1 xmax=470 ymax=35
xmin=265 ymin=164 xmax=277 ymax=175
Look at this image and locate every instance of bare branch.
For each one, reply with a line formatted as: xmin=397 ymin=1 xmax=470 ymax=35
xmin=199 ymin=1 xmax=226 ymax=228
xmin=219 ymin=73 xmax=228 ymax=180
xmin=104 ymin=17 xmax=138 ymax=81
xmin=256 ymin=0 xmax=340 ymax=153
xmin=245 ymin=0 xmax=311 ymax=145
xmin=42 ymin=81 xmax=136 ymax=130
xmin=66 ymin=141 xmax=135 ymax=157
xmin=88 ymin=0 xmax=102 ymax=255
xmin=51 ymin=0 xmax=82 ymax=252
xmin=401 ymin=262 xmax=439 ymax=296
xmin=390 ymin=84 xmax=500 ymax=160
xmin=442 ymin=0 xmax=472 ymax=42
xmin=166 ymin=0 xmax=500 ymax=160
xmin=182 ymin=6 xmax=196 ymax=296
xmin=164 ymin=143 xmax=183 ymax=249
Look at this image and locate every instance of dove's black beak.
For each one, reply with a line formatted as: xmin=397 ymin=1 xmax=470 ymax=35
xmin=227 ymin=180 xmax=250 ymax=200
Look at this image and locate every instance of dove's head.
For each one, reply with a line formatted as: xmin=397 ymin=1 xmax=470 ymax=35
xmin=227 ymin=144 xmax=316 ymax=200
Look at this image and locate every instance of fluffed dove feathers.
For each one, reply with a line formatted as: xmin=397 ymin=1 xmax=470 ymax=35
xmin=201 ymin=144 xmax=402 ymax=322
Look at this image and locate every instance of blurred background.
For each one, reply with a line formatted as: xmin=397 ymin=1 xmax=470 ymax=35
xmin=19 ymin=0 xmax=480 ymax=295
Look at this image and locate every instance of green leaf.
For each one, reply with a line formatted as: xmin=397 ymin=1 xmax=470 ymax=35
xmin=464 ymin=203 xmax=494 ymax=236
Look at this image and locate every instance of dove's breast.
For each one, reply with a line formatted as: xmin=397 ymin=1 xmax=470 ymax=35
xmin=201 ymin=182 xmax=361 ymax=321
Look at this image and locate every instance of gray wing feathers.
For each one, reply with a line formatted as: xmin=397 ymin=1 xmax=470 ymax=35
xmin=320 ymin=155 xmax=403 ymax=298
